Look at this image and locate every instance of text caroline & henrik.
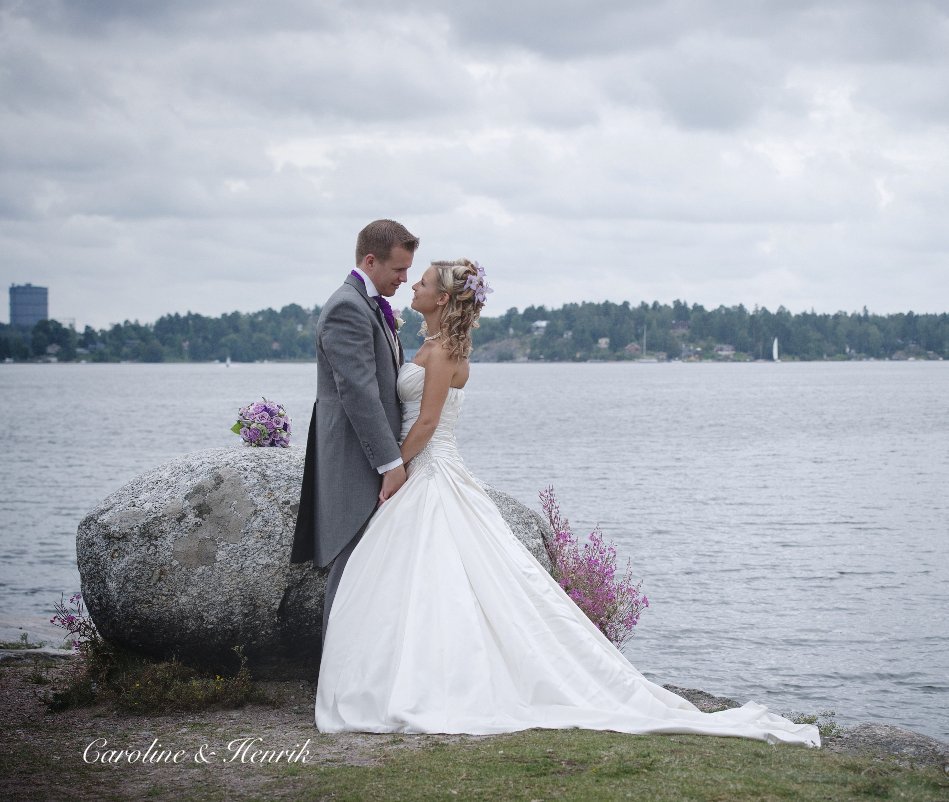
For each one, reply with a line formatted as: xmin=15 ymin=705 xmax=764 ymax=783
xmin=82 ymin=737 xmax=313 ymax=765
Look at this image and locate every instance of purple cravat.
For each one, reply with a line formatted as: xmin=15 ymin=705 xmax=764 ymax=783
xmin=350 ymin=270 xmax=397 ymax=335
xmin=374 ymin=295 xmax=397 ymax=335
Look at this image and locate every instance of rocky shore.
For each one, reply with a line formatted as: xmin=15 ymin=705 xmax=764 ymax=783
xmin=660 ymin=684 xmax=948 ymax=771
xmin=3 ymin=647 xmax=946 ymax=774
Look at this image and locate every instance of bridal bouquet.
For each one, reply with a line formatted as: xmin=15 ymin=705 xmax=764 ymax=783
xmin=539 ymin=487 xmax=649 ymax=649
xmin=231 ymin=398 xmax=291 ymax=447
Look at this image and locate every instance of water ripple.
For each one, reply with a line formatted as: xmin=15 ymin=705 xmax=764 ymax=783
xmin=2 ymin=361 xmax=947 ymax=741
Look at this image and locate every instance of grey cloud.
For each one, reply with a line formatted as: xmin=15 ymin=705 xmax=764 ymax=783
xmin=854 ymin=62 xmax=949 ymax=124
xmin=435 ymin=0 xmax=682 ymax=58
xmin=6 ymin=0 xmax=342 ymax=38
xmin=2 ymin=0 xmax=948 ymax=328
xmin=181 ymin=30 xmax=474 ymax=122
xmin=641 ymin=41 xmax=783 ymax=130
xmin=784 ymin=0 xmax=949 ymax=64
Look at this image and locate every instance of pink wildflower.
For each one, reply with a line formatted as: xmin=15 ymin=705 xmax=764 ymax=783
xmin=539 ymin=486 xmax=648 ymax=649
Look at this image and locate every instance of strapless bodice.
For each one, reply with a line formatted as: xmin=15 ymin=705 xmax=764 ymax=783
xmin=397 ymin=362 xmax=465 ymax=474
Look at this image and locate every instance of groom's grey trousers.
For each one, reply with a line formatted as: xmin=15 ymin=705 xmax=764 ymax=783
xmin=321 ymin=523 xmax=368 ymax=648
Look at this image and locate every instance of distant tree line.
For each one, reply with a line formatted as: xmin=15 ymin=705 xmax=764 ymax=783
xmin=0 ymin=304 xmax=425 ymax=363
xmin=475 ymin=301 xmax=947 ymax=361
xmin=1 ymin=300 xmax=945 ymax=362
xmin=0 ymin=305 xmax=319 ymax=363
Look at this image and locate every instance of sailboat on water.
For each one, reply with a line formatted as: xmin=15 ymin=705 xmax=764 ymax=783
xmin=772 ymin=337 xmax=780 ymax=362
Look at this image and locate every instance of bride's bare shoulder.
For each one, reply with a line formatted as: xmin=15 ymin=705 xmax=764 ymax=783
xmin=422 ymin=344 xmax=469 ymax=387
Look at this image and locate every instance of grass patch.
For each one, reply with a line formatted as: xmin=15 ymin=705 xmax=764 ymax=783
xmin=308 ymin=729 xmax=948 ymax=802
xmin=0 ymin=632 xmax=47 ymax=649
xmin=27 ymin=664 xmax=55 ymax=686
xmin=45 ymin=643 xmax=276 ymax=715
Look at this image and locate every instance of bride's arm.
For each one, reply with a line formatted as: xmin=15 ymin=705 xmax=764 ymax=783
xmin=399 ymin=348 xmax=458 ymax=466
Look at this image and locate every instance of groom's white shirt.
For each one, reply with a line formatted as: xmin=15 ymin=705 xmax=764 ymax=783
xmin=352 ymin=266 xmax=378 ymax=297
xmin=351 ymin=266 xmax=403 ymax=476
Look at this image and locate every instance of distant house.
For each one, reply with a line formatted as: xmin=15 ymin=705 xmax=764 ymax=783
xmin=531 ymin=320 xmax=548 ymax=335
xmin=597 ymin=337 xmax=610 ymax=350
xmin=714 ymin=344 xmax=736 ymax=357
xmin=624 ymin=342 xmax=641 ymax=355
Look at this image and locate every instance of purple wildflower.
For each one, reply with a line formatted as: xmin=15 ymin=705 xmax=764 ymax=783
xmin=539 ymin=486 xmax=648 ymax=649
xmin=50 ymin=592 xmax=99 ymax=654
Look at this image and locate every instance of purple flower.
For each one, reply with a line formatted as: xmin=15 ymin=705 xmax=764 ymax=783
xmin=463 ymin=262 xmax=494 ymax=305
xmin=539 ymin=486 xmax=648 ymax=649
xmin=233 ymin=397 xmax=292 ymax=447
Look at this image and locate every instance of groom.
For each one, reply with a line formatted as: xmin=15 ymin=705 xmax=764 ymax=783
xmin=291 ymin=219 xmax=420 ymax=642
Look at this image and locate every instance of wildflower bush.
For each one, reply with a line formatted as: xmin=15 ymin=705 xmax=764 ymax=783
xmin=539 ymin=487 xmax=648 ymax=648
xmin=47 ymin=592 xmax=269 ymax=713
xmin=48 ymin=592 xmax=115 ymax=706
xmin=51 ymin=592 xmax=104 ymax=655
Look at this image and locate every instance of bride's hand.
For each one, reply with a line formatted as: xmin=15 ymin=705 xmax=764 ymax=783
xmin=379 ymin=464 xmax=407 ymax=503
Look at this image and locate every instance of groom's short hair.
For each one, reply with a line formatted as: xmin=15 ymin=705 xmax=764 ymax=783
xmin=356 ymin=219 xmax=420 ymax=263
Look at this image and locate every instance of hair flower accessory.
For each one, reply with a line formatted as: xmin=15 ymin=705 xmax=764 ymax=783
xmin=463 ymin=261 xmax=494 ymax=305
xmin=231 ymin=397 xmax=291 ymax=447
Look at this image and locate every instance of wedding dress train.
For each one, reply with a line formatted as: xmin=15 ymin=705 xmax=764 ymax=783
xmin=314 ymin=363 xmax=819 ymax=746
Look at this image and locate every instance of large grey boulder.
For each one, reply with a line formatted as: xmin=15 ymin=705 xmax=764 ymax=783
xmin=76 ymin=447 xmax=552 ymax=679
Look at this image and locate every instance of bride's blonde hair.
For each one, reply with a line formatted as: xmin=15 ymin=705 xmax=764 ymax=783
xmin=427 ymin=259 xmax=486 ymax=360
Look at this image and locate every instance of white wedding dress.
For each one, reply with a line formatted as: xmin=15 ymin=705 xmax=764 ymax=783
xmin=314 ymin=363 xmax=819 ymax=746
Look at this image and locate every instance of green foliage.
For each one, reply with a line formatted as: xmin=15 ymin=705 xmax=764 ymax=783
xmin=791 ymin=710 xmax=845 ymax=741
xmin=470 ymin=301 xmax=949 ymax=361
xmin=46 ymin=641 xmax=272 ymax=714
xmin=2 ymin=298 xmax=946 ymax=362
xmin=45 ymin=592 xmax=271 ymax=714
xmin=0 ymin=632 xmax=46 ymax=649
xmin=0 ymin=302 xmax=325 ymax=363
xmin=109 ymin=648 xmax=269 ymax=714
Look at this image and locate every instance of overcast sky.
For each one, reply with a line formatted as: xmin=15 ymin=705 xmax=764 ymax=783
xmin=2 ymin=0 xmax=948 ymax=329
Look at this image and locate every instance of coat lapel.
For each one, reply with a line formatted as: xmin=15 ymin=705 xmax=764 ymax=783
xmin=344 ymin=275 xmax=400 ymax=369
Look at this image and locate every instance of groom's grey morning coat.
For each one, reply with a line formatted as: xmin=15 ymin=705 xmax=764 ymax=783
xmin=291 ymin=274 xmax=403 ymax=568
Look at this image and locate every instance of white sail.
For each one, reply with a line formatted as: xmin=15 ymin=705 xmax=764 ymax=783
xmin=772 ymin=337 xmax=779 ymax=362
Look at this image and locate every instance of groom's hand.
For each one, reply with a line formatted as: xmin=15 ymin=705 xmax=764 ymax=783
xmin=379 ymin=465 xmax=407 ymax=503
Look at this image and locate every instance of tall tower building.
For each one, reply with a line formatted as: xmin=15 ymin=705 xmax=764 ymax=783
xmin=9 ymin=283 xmax=49 ymax=327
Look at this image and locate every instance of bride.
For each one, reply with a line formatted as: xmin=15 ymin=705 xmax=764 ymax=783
xmin=314 ymin=259 xmax=819 ymax=747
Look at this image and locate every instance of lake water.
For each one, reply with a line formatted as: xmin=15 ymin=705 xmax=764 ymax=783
xmin=1 ymin=361 xmax=946 ymax=741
